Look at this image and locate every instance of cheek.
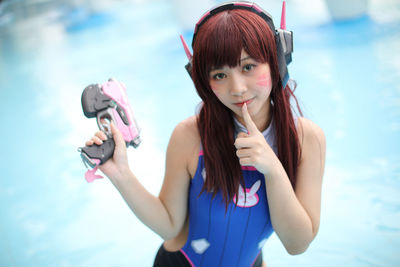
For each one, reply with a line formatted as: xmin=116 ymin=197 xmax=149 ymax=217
xmin=255 ymin=73 xmax=272 ymax=93
xmin=210 ymin=85 xmax=220 ymax=97
xmin=259 ymin=86 xmax=272 ymax=97
xmin=256 ymin=73 xmax=271 ymax=87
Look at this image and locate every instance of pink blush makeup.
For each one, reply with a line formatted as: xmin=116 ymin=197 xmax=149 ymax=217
xmin=256 ymin=73 xmax=271 ymax=88
xmin=256 ymin=80 xmax=270 ymax=87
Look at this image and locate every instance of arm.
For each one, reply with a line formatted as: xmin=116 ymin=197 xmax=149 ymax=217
xmin=264 ymin=117 xmax=326 ymax=254
xmin=91 ymin=119 xmax=193 ymax=240
xmin=234 ymin=104 xmax=326 ymax=255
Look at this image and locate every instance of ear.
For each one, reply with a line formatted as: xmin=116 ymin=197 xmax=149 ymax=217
xmin=180 ymin=34 xmax=193 ymax=78
xmin=249 ymin=180 xmax=261 ymax=195
xmin=238 ymin=184 xmax=245 ymax=195
xmin=275 ymin=1 xmax=293 ymax=87
xmin=280 ymin=1 xmax=286 ymax=30
xmin=180 ymin=34 xmax=192 ymax=60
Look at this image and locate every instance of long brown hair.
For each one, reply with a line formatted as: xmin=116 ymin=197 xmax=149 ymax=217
xmin=191 ymin=9 xmax=302 ymax=209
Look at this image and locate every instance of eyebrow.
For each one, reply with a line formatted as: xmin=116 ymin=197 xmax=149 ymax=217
xmin=210 ymin=56 xmax=253 ymax=71
xmin=240 ymin=56 xmax=251 ymax=62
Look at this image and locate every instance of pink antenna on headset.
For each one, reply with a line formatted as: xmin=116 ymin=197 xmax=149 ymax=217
xmin=280 ymin=1 xmax=286 ymax=30
xmin=180 ymin=35 xmax=193 ymax=61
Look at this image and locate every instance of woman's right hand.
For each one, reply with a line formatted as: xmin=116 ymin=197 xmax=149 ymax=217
xmin=85 ymin=122 xmax=130 ymax=180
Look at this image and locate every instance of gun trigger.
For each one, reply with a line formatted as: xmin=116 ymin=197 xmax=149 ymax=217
xmin=99 ymin=117 xmax=112 ymax=136
xmin=116 ymin=106 xmax=129 ymax=125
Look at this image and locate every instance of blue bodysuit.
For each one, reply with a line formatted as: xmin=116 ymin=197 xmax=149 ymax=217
xmin=179 ymin=117 xmax=278 ymax=266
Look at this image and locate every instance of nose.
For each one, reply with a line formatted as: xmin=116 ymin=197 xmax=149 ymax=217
xmin=229 ymin=72 xmax=247 ymax=96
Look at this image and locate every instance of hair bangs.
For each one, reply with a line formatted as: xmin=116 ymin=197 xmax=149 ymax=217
xmin=195 ymin=11 xmax=243 ymax=75
xmin=193 ymin=9 xmax=275 ymax=80
xmin=237 ymin=11 xmax=274 ymax=64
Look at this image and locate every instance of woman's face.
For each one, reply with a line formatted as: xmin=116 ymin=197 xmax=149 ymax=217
xmin=208 ymin=49 xmax=273 ymax=127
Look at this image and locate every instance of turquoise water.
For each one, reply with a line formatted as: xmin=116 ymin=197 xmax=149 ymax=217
xmin=0 ymin=0 xmax=399 ymax=266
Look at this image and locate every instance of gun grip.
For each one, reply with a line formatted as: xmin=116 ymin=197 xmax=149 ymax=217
xmin=80 ymin=137 xmax=115 ymax=167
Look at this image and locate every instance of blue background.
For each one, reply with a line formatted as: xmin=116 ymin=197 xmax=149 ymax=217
xmin=0 ymin=0 xmax=399 ymax=266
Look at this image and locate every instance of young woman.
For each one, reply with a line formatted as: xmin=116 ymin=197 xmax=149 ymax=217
xmin=85 ymin=2 xmax=326 ymax=266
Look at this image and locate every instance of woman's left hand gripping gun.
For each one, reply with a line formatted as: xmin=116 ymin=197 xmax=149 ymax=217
xmin=78 ymin=78 xmax=141 ymax=183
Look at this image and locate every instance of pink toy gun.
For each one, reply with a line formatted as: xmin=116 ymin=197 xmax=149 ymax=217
xmin=78 ymin=78 xmax=141 ymax=182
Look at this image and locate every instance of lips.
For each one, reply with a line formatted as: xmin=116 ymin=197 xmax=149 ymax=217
xmin=234 ymin=98 xmax=254 ymax=107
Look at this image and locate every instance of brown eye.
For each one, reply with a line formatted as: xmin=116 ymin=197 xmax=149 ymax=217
xmin=243 ymin=64 xmax=256 ymax=72
xmin=213 ymin=73 xmax=226 ymax=80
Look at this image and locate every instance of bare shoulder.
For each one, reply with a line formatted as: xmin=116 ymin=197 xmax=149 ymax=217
xmin=168 ymin=115 xmax=200 ymax=172
xmin=176 ymin=115 xmax=199 ymax=134
xmin=296 ymin=117 xmax=326 ymax=151
xmin=171 ymin=115 xmax=200 ymax=145
xmin=296 ymin=117 xmax=326 ymax=171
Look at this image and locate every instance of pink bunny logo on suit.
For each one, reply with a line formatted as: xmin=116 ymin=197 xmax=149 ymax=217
xmin=233 ymin=180 xmax=261 ymax=208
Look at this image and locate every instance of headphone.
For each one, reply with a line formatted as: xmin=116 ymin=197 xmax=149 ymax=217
xmin=180 ymin=1 xmax=293 ymax=88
